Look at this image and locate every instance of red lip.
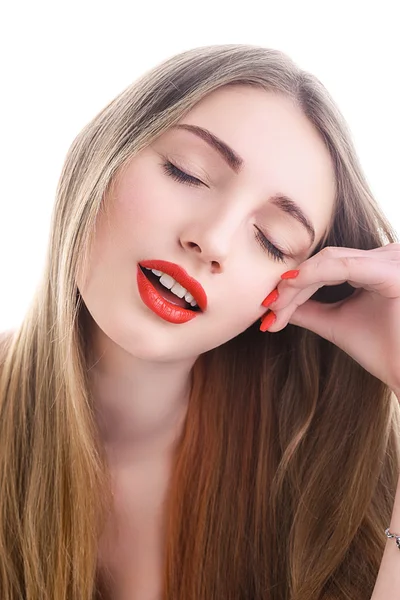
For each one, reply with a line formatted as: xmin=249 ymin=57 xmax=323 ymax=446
xmin=139 ymin=260 xmax=208 ymax=312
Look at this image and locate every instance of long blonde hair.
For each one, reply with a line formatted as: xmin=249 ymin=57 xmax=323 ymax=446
xmin=1 ymin=44 xmax=399 ymax=600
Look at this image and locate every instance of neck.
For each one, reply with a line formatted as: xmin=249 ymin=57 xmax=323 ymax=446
xmin=86 ymin=321 xmax=196 ymax=465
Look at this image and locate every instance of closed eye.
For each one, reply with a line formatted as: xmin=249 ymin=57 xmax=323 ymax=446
xmin=254 ymin=227 xmax=286 ymax=262
xmin=161 ymin=160 xmax=205 ymax=187
xmin=161 ymin=160 xmax=287 ymax=263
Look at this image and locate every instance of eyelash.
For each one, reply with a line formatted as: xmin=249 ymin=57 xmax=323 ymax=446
xmin=162 ymin=160 xmax=203 ymax=188
xmin=161 ymin=160 xmax=286 ymax=263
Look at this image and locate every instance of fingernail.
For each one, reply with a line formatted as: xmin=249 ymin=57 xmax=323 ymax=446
xmin=281 ymin=270 xmax=299 ymax=280
xmin=262 ymin=288 xmax=279 ymax=308
xmin=259 ymin=311 xmax=276 ymax=332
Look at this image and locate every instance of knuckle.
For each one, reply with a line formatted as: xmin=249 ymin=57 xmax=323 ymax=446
xmin=339 ymin=255 xmax=355 ymax=270
xmin=319 ymin=246 xmax=335 ymax=258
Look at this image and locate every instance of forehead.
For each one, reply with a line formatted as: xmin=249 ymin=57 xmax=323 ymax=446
xmin=174 ymin=85 xmax=336 ymax=247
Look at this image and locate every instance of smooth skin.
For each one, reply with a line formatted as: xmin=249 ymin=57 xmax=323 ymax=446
xmin=261 ymin=245 xmax=400 ymax=398
xmin=78 ymin=85 xmax=336 ymax=463
xmin=260 ymin=244 xmax=400 ymax=599
xmin=81 ymin=85 xmax=338 ymax=599
xmin=77 ymin=84 xmax=400 ymax=600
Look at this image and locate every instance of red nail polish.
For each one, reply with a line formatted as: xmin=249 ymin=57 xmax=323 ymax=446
xmin=281 ymin=270 xmax=299 ymax=280
xmin=262 ymin=288 xmax=279 ymax=308
xmin=259 ymin=311 xmax=276 ymax=332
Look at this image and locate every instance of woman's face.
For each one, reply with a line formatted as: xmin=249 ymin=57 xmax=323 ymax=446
xmin=77 ymin=85 xmax=336 ymax=362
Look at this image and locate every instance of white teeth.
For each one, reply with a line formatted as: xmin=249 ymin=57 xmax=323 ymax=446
xmin=170 ymin=282 xmax=187 ymax=298
xmin=184 ymin=291 xmax=194 ymax=303
xmin=143 ymin=267 xmax=199 ymax=308
xmin=159 ymin=273 xmax=175 ymax=289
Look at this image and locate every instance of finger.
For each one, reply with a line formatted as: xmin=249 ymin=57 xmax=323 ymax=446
xmin=268 ymin=255 xmax=376 ymax=312
xmin=261 ymin=247 xmax=400 ymax=317
xmin=369 ymin=242 xmax=400 ymax=254
xmin=286 ymin=299 xmax=340 ymax=343
xmin=279 ymin=255 xmax=400 ymax=299
xmin=307 ymin=245 xmax=400 ymax=260
xmin=271 ymin=292 xmax=362 ymax=340
xmin=269 ymin=283 xmax=323 ymax=332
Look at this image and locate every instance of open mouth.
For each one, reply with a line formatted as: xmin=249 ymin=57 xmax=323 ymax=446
xmin=139 ymin=266 xmax=201 ymax=312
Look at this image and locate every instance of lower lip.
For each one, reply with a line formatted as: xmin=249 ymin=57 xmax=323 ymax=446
xmin=136 ymin=265 xmax=201 ymax=324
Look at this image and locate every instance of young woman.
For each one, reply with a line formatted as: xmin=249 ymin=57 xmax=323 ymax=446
xmin=0 ymin=44 xmax=399 ymax=600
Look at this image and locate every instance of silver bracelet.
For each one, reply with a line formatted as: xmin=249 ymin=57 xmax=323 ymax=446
xmin=384 ymin=528 xmax=400 ymax=550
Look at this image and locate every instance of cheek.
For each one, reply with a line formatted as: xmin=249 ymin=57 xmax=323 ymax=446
xmin=218 ymin=272 xmax=278 ymax=327
xmin=113 ymin=161 xmax=178 ymax=231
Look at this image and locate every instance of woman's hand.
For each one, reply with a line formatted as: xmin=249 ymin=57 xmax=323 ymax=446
xmin=261 ymin=243 xmax=400 ymax=397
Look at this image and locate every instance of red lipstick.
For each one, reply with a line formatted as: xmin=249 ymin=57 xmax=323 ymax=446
xmin=137 ymin=260 xmax=207 ymax=324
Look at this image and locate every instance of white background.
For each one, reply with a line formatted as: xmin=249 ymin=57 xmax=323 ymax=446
xmin=0 ymin=0 xmax=399 ymax=332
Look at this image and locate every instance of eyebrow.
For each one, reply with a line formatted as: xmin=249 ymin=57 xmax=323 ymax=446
xmin=172 ymin=123 xmax=316 ymax=244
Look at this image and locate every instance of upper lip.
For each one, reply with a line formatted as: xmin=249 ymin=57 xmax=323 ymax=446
xmin=139 ymin=259 xmax=208 ymax=312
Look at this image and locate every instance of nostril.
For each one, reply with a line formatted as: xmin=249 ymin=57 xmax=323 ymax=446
xmin=184 ymin=241 xmax=200 ymax=251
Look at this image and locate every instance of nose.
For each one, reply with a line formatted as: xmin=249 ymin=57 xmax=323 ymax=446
xmin=179 ymin=208 xmax=243 ymax=274
xmin=179 ymin=239 xmax=223 ymax=273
